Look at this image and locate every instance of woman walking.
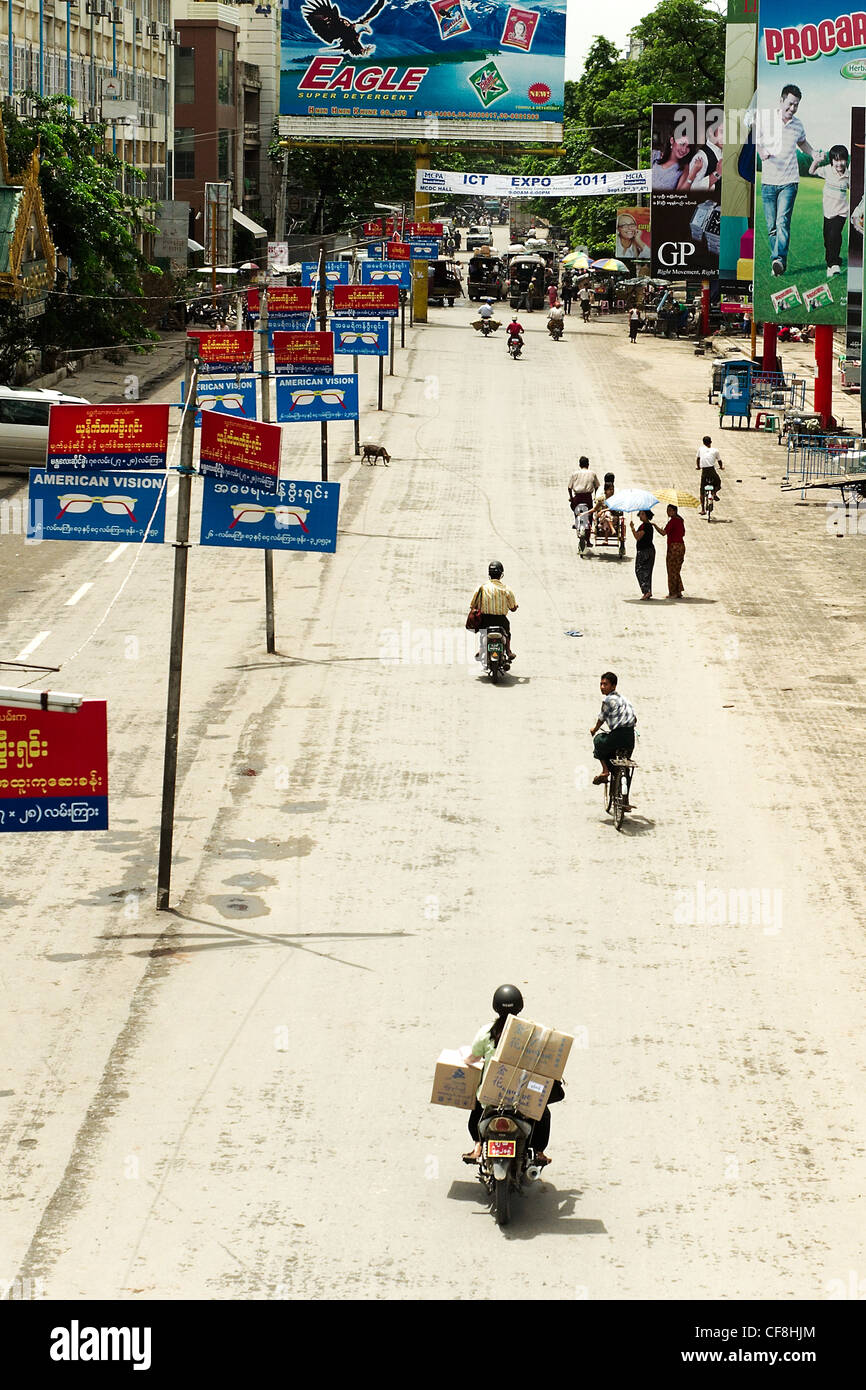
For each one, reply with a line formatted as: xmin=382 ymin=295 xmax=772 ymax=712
xmin=631 ymin=509 xmax=655 ymax=599
xmin=654 ymin=504 xmax=686 ymax=598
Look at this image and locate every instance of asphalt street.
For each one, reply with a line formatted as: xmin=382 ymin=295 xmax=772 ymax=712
xmin=1 ymin=238 xmax=865 ymax=1300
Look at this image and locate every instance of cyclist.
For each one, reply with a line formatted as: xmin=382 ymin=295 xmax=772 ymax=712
xmin=590 ymin=671 xmax=637 ymax=797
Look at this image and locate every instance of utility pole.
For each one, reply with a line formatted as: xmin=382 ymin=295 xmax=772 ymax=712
xmin=317 ymin=243 xmax=328 ymax=482
xmin=156 ymin=340 xmax=198 ymax=912
xmin=413 ymin=142 xmax=430 ymax=323
xmin=260 ymin=291 xmax=276 ymax=653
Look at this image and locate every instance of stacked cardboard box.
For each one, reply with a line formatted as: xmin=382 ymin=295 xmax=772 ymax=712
xmin=430 ymin=1048 xmax=483 ymax=1110
xmin=477 ymin=1016 xmax=573 ymax=1121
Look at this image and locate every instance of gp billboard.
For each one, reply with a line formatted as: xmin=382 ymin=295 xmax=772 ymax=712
xmin=280 ymin=0 xmax=566 ymax=122
xmin=650 ymin=104 xmax=723 ymax=280
xmin=754 ymin=3 xmax=863 ymax=324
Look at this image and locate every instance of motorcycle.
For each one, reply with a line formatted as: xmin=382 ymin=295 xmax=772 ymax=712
xmin=479 ymin=624 xmax=510 ymax=682
xmin=547 ymin=317 xmax=564 ymax=341
xmin=507 ymin=334 xmax=523 ymax=360
xmin=476 ymin=1106 xmax=543 ymax=1225
xmin=480 ymin=318 xmax=496 ymax=337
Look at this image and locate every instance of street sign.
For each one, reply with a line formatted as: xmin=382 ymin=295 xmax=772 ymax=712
xmin=407 ymin=221 xmax=444 ymax=238
xmin=275 ymin=374 xmax=360 ymax=422
xmin=385 ymin=241 xmax=411 ymax=261
xmin=361 ymin=261 xmax=411 ymax=289
xmin=407 ymin=239 xmax=440 ymax=261
xmin=333 ymin=285 xmax=399 ymax=318
xmin=200 ymin=477 xmax=341 ymax=552
xmin=0 ymin=699 xmax=108 ymax=833
xmin=45 ymin=404 xmax=169 ymax=473
xmin=268 ymin=286 xmax=313 ymax=315
xmin=331 ymin=318 xmax=389 ymax=356
xmin=199 ymin=413 xmax=282 ymax=492
xmin=273 ymin=331 xmax=334 ymax=375
xmin=267 ymin=315 xmax=311 ymax=343
xmin=27 ymin=468 xmax=167 ymax=543
xmin=301 ymin=261 xmax=350 ymax=288
xmin=195 ymin=330 xmax=255 ymax=374
xmin=181 ymin=374 xmax=257 ymax=428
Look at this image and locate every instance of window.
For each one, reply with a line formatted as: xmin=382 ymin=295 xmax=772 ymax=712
xmin=218 ymin=130 xmax=234 ymax=181
xmin=175 ymin=127 xmax=195 ymax=181
xmin=0 ymin=399 xmax=51 ymax=426
xmin=176 ymin=47 xmax=195 ymax=104
xmin=217 ymin=48 xmax=234 ymax=106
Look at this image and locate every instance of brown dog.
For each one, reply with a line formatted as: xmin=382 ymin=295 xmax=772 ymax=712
xmin=362 ymin=442 xmax=391 ymax=466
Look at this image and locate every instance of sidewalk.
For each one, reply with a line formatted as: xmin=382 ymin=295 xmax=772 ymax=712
xmin=29 ymin=331 xmax=188 ymax=406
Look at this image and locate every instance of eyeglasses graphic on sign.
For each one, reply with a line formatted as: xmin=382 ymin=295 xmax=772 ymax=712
xmin=229 ymin=503 xmax=310 ymax=532
xmin=198 ymin=395 xmax=247 ymax=413
xmin=338 ymin=332 xmax=380 ymax=346
xmin=288 ymin=389 xmax=347 ymax=411
xmin=56 ymin=493 xmax=138 ymax=520
xmin=367 ymin=270 xmax=403 ymax=282
xmin=311 ymin=271 xmax=341 ymax=283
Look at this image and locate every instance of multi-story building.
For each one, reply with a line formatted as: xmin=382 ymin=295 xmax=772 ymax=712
xmin=173 ymin=0 xmax=277 ymax=238
xmin=0 ymin=0 xmax=174 ymax=199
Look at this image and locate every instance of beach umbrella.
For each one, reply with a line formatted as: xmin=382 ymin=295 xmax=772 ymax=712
xmin=591 ymin=257 xmax=629 ymax=273
xmin=605 ymin=489 xmax=660 ymax=513
xmin=655 ymin=489 xmax=701 ymax=509
xmin=562 ymin=251 xmax=591 ymax=270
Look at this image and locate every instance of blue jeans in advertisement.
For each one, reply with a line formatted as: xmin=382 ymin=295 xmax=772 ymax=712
xmin=761 ymin=182 xmax=798 ymax=268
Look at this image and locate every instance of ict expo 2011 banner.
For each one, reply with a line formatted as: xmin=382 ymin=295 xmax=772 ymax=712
xmin=755 ymin=3 xmax=866 ymax=325
xmin=280 ymin=0 xmax=566 ymax=122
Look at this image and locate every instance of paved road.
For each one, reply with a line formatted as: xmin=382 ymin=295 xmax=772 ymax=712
xmin=1 ymin=262 xmax=865 ymax=1300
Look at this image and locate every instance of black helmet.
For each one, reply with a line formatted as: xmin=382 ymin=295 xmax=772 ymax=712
xmin=492 ymin=984 xmax=524 ymax=1017
xmin=488 ymin=560 xmax=504 ymax=579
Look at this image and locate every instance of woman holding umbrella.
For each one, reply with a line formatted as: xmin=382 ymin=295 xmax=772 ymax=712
xmin=631 ymin=509 xmax=656 ymax=599
xmin=654 ymin=504 xmax=686 ymax=598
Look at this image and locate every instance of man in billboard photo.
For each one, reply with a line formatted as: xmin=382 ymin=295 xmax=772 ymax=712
xmin=756 ymin=84 xmax=818 ymax=276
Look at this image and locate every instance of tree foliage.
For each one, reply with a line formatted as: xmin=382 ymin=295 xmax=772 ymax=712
xmin=2 ymin=96 xmax=159 ymax=358
xmin=521 ymin=0 xmax=726 ymax=254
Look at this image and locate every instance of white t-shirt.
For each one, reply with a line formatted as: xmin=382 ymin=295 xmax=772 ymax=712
xmin=756 ymin=110 xmax=807 ymax=185
xmin=698 ymin=444 xmax=721 ymax=469
xmin=478 ymin=302 xmax=493 ymax=318
xmin=548 ymin=304 xmax=564 ymax=320
xmin=816 ymin=165 xmax=849 ymax=219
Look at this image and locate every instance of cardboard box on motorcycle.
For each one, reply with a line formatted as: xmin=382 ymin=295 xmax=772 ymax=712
xmin=430 ymin=1049 xmax=483 ymax=1110
xmin=492 ymin=1015 xmax=573 ymax=1081
xmin=477 ymin=1061 xmax=553 ymax=1122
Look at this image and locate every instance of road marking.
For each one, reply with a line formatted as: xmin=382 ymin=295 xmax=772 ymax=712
xmin=65 ymin=583 xmax=93 ymax=607
xmin=105 ymin=544 xmax=128 ymax=564
xmin=15 ymin=631 xmax=50 ymax=661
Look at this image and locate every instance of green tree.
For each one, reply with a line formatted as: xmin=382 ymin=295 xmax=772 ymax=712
xmin=3 ymin=96 xmax=160 ymax=356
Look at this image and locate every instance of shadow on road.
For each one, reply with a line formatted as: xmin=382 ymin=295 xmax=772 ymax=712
xmin=447 ymin=1179 xmax=606 ymax=1237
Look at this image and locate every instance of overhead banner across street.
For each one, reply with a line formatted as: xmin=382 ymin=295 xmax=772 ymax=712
xmin=415 ymin=168 xmax=651 ymax=197
xmin=281 ymin=0 xmax=566 ymax=124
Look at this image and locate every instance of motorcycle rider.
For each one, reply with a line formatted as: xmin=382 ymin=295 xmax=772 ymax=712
xmin=506 ymin=315 xmax=524 ymax=353
xmin=578 ymin=285 xmax=591 ymax=322
xmin=568 ymin=455 xmax=601 ymax=546
xmin=462 ymin=984 xmax=553 ymax=1168
xmin=477 ymin=298 xmax=494 ymax=321
xmin=470 ymin=560 xmax=517 ymax=664
xmin=547 ymin=300 xmax=565 ymax=337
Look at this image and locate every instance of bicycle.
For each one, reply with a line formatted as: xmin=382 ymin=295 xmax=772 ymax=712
xmin=604 ymin=753 xmax=637 ymax=831
xmin=703 ymin=481 xmax=715 ymax=521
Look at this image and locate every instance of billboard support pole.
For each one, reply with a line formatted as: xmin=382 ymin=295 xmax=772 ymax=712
xmin=762 ymin=322 xmax=778 ymax=373
xmin=259 ymin=293 xmax=276 ymax=654
xmin=701 ymin=278 xmax=710 ymax=337
xmin=378 ymin=354 xmax=384 ymax=411
xmin=157 ymin=340 xmax=198 ymax=912
xmin=318 ymin=243 xmax=329 ymax=482
xmin=400 ymin=289 xmax=406 ymax=347
xmin=413 ymin=143 xmax=430 ymax=324
xmin=353 ymin=354 xmax=361 ymax=455
xmin=814 ymin=324 xmax=834 ymax=425
xmin=751 ymin=317 xmax=758 ymax=363
xmin=389 ymin=317 xmax=395 ymax=376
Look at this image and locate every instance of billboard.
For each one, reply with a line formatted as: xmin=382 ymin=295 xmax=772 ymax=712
xmin=45 ymin=405 xmax=169 ymax=474
xmin=615 ymin=207 xmax=650 ymax=261
xmin=0 ymin=699 xmax=108 ymax=833
xmin=280 ymin=0 xmax=566 ymax=123
xmin=755 ymin=4 xmax=860 ymax=324
xmin=720 ymin=0 xmax=758 ymax=280
xmin=848 ymin=107 xmax=864 ymax=356
xmin=651 ymin=103 xmax=723 ymax=280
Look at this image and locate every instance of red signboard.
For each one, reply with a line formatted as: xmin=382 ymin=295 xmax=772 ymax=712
xmin=386 ymin=241 xmax=411 ymax=261
xmin=267 ymin=286 xmax=313 ymax=315
xmin=362 ymin=219 xmax=384 ymax=237
xmin=46 ymin=404 xmax=169 ymax=472
xmin=407 ymin=221 xmax=444 ymax=238
xmin=333 ymin=285 xmax=400 ymax=317
xmin=199 ymin=413 xmax=282 ymax=491
xmin=195 ymin=330 xmax=255 ymax=372
xmin=0 ymin=700 xmax=108 ymax=832
xmin=246 ymin=288 xmax=260 ymax=314
xmin=273 ymin=331 xmax=334 ymax=373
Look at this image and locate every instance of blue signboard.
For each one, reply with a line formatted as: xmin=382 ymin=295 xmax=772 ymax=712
xmin=281 ymin=2 xmax=567 ymax=121
xmin=301 ymin=261 xmax=350 ymax=288
xmin=182 ymin=374 xmax=258 ymax=428
xmin=360 ymin=260 xmax=411 ymax=289
xmin=200 ymin=477 xmax=341 ymax=552
xmin=331 ymin=318 xmax=389 ymax=356
xmin=407 ymin=239 xmax=440 ymax=260
xmin=275 ymin=373 xmax=359 ymax=422
xmin=27 ymin=469 xmax=167 ymax=544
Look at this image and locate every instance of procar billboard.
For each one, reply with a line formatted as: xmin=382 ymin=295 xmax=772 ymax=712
xmin=754 ymin=3 xmax=864 ymax=324
xmin=280 ymin=0 xmax=566 ymax=123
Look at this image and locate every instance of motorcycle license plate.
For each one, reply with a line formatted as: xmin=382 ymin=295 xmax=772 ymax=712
xmin=487 ymin=1139 xmax=516 ymax=1159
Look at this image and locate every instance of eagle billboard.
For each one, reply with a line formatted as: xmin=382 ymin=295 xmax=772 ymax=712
xmin=280 ymin=0 xmax=566 ymax=122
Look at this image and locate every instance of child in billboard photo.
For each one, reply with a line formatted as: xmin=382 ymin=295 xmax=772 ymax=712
xmin=809 ymin=145 xmax=850 ymax=278
xmin=755 ymin=84 xmax=818 ymax=276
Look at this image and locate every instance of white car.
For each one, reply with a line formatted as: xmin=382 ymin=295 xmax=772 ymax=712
xmin=0 ymin=387 xmax=91 ymax=471
xmin=466 ymin=224 xmax=494 ymax=251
